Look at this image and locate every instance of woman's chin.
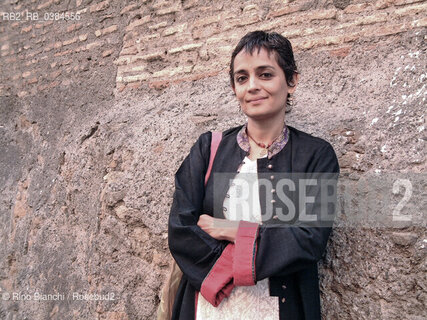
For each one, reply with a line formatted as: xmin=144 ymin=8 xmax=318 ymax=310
xmin=243 ymin=109 xmax=285 ymax=122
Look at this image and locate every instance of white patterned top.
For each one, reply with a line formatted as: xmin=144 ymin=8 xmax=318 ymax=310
xmin=196 ymin=156 xmax=279 ymax=320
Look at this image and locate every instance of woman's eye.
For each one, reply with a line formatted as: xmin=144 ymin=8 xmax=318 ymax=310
xmin=260 ymin=73 xmax=272 ymax=78
xmin=236 ymin=76 xmax=247 ymax=83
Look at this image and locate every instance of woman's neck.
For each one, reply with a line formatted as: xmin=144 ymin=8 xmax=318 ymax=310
xmin=246 ymin=117 xmax=285 ymax=146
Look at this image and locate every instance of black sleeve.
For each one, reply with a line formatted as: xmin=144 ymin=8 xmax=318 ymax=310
xmin=255 ymin=144 xmax=340 ymax=280
xmin=168 ymin=132 xmax=228 ymax=290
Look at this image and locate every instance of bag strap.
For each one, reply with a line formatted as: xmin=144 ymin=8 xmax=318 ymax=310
xmin=204 ymin=131 xmax=222 ymax=186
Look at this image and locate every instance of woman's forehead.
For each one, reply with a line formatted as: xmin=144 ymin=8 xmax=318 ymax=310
xmin=233 ymin=47 xmax=279 ymax=70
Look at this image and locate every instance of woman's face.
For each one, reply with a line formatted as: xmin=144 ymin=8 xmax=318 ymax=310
xmin=232 ymin=47 xmax=297 ymax=122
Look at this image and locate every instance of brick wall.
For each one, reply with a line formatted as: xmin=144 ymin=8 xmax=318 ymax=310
xmin=0 ymin=1 xmax=426 ymax=319
xmin=0 ymin=0 xmax=426 ymax=96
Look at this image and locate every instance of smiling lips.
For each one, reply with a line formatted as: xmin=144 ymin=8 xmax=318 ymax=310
xmin=247 ymin=97 xmax=268 ymax=103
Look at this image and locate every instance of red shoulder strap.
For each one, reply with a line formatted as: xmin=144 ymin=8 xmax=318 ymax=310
xmin=204 ymin=131 xmax=222 ymax=186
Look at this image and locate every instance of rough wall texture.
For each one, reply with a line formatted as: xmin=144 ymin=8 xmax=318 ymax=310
xmin=0 ymin=0 xmax=426 ymax=319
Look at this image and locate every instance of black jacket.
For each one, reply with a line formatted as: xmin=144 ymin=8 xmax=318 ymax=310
xmin=169 ymin=125 xmax=340 ymax=320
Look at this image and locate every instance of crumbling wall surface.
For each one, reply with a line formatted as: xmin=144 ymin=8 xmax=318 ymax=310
xmin=0 ymin=0 xmax=426 ymax=319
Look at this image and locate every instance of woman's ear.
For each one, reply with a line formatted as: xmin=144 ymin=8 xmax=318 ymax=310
xmin=288 ymin=72 xmax=299 ymax=94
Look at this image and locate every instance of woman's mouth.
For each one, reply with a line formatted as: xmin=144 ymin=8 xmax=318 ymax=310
xmin=247 ymin=97 xmax=267 ymax=103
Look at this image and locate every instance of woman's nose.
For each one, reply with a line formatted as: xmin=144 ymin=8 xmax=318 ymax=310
xmin=248 ymin=76 xmax=260 ymax=91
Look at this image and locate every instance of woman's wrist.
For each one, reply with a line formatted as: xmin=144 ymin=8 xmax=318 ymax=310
xmin=219 ymin=220 xmax=239 ymax=242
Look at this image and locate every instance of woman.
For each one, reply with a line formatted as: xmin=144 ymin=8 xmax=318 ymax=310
xmin=168 ymin=31 xmax=339 ymax=320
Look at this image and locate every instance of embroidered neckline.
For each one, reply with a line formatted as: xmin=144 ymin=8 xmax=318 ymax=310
xmin=236 ymin=123 xmax=289 ymax=159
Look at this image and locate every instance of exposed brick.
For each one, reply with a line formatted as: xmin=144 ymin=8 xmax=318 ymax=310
xmin=86 ymin=41 xmax=104 ymax=50
xmin=193 ymin=15 xmax=220 ymax=28
xmin=90 ymin=0 xmax=110 ymax=13
xmin=163 ymin=23 xmax=187 ymax=36
xmin=76 ymin=0 xmax=83 ymax=6
xmin=152 ymin=0 xmax=170 ymax=9
xmin=192 ymin=26 xmax=220 ymax=39
xmin=149 ymin=80 xmax=170 ymax=90
xmin=54 ymin=49 xmax=73 ymax=57
xmin=243 ymin=4 xmax=259 ymax=12
xmin=329 ymin=46 xmax=351 ymax=57
xmin=35 ymin=36 xmax=46 ymax=44
xmin=259 ymin=8 xmax=337 ymax=31
xmin=149 ymin=21 xmax=168 ymax=30
xmin=205 ymin=37 xmax=223 ymax=45
xmin=22 ymin=71 xmax=32 ymax=78
xmin=343 ymin=2 xmax=372 ymax=13
xmin=102 ymin=49 xmax=114 ymax=57
xmin=169 ymin=43 xmax=202 ymax=54
xmin=50 ymin=62 xmax=57 ymax=68
xmin=63 ymin=36 xmax=78 ymax=46
xmin=26 ymin=49 xmax=42 ymax=58
xmin=121 ymin=46 xmax=138 ymax=55
xmin=76 ymin=7 xmax=87 ymax=15
xmin=394 ymin=2 xmax=427 ymax=16
xmin=282 ymin=26 xmax=326 ymax=39
xmin=50 ymin=70 xmax=61 ymax=79
xmin=183 ymin=0 xmax=197 ymax=9
xmin=21 ymin=25 xmax=32 ymax=33
xmin=1 ymin=43 xmax=9 ymax=51
xmin=67 ymin=23 xmax=82 ymax=33
xmin=237 ymin=14 xmax=261 ymax=26
xmin=369 ymin=22 xmax=406 ymax=37
xmin=374 ymin=0 xmax=395 ymax=10
xmin=132 ymin=51 xmax=164 ymax=62
xmin=185 ymin=67 xmax=221 ymax=81
xmin=338 ymin=12 xmax=389 ymax=29
xmin=156 ymin=3 xmax=181 ymax=16
xmin=54 ymin=42 xmax=62 ymax=49
xmin=27 ymin=77 xmax=38 ymax=84
xmin=121 ymin=3 xmax=139 ymax=14
xmin=102 ymin=24 xmax=118 ymax=35
xmin=37 ymin=0 xmax=53 ymax=10
xmin=207 ymin=45 xmax=233 ymax=57
xmin=120 ymin=73 xmax=150 ymax=83
xmin=43 ymin=21 xmax=54 ymax=28
xmin=153 ymin=65 xmax=192 ymax=78
xmin=95 ymin=25 xmax=118 ymax=37
xmin=127 ymin=81 xmax=142 ymax=89
xmin=43 ymin=43 xmax=54 ymax=52
xmin=267 ymin=0 xmax=313 ymax=18
xmin=38 ymin=80 xmax=60 ymax=91
xmin=17 ymin=91 xmax=28 ymax=98
xmin=118 ymin=64 xmax=147 ymax=76
xmin=307 ymin=9 xmax=337 ymax=21
xmin=125 ymin=15 xmax=151 ymax=32
xmin=138 ymin=33 xmax=161 ymax=42
xmin=395 ymin=0 xmax=425 ymax=5
xmin=114 ymin=56 xmax=132 ymax=66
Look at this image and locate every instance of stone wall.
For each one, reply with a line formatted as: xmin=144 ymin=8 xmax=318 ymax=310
xmin=0 ymin=0 xmax=426 ymax=319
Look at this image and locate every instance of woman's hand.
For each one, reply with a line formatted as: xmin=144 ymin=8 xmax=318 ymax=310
xmin=197 ymin=214 xmax=240 ymax=242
